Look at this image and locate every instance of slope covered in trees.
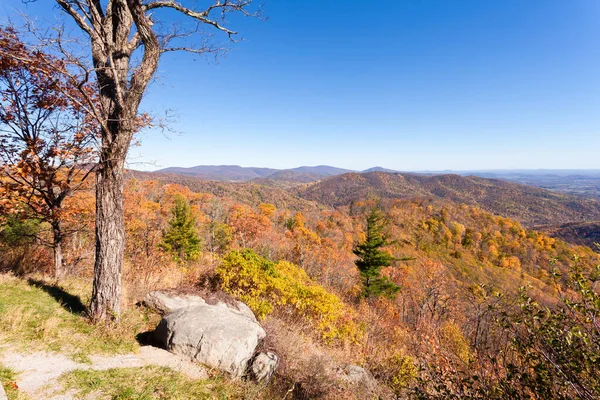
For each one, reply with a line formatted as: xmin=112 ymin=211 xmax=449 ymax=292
xmin=536 ymin=221 xmax=600 ymax=251
xmin=299 ymin=171 xmax=600 ymax=226
xmin=129 ymin=171 xmax=322 ymax=212
xmin=4 ymin=170 xmax=600 ymax=399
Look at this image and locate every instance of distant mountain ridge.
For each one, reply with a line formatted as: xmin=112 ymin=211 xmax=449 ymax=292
xmin=155 ymin=165 xmax=600 ymax=201
xmin=156 ymin=165 xmax=278 ymax=181
xmin=155 ymin=164 xmax=366 ymax=182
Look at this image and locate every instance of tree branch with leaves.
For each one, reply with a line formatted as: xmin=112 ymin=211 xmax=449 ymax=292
xmin=0 ymin=26 xmax=99 ymax=278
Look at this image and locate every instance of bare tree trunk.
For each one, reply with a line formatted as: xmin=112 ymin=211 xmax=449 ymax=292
xmin=89 ymin=152 xmax=126 ymax=322
xmin=54 ymin=0 xmax=255 ymax=322
xmin=52 ymin=222 xmax=63 ymax=280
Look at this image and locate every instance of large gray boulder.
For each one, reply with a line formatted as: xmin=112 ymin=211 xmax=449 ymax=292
xmin=142 ymin=291 xmax=259 ymax=323
xmin=155 ymin=301 xmax=266 ymax=377
xmin=142 ymin=291 xmax=207 ymax=315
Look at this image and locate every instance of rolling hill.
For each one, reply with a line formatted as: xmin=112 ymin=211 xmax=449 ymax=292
xmin=298 ymin=172 xmax=600 ymax=226
xmin=133 ymin=169 xmax=600 ymax=233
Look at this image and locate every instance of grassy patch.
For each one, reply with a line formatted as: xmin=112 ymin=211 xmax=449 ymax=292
xmin=0 ymin=274 xmax=159 ymax=359
xmin=0 ymin=365 xmax=28 ymax=400
xmin=59 ymin=366 xmax=245 ymax=400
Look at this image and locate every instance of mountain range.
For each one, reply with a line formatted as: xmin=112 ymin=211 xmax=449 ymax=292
xmin=156 ymin=165 xmax=356 ymax=182
xmin=139 ymin=167 xmax=600 ymax=232
xmin=155 ymin=165 xmax=600 ymax=199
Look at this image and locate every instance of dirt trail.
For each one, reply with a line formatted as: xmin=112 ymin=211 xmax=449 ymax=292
xmin=0 ymin=345 xmax=206 ymax=400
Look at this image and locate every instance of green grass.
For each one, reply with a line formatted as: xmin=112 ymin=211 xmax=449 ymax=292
xmin=0 ymin=365 xmax=28 ymax=400
xmin=58 ymin=366 xmax=246 ymax=400
xmin=0 ymin=274 xmax=261 ymax=399
xmin=0 ymin=274 xmax=159 ymax=359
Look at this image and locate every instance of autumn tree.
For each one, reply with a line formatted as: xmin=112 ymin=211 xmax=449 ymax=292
xmin=40 ymin=0 xmax=259 ymax=321
xmin=353 ymin=207 xmax=400 ymax=298
xmin=160 ymin=195 xmax=201 ymax=261
xmin=0 ymin=27 xmax=97 ymax=278
xmin=498 ymin=262 xmax=600 ymax=399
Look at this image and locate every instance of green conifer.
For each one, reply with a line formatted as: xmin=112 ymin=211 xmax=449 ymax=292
xmin=353 ymin=207 xmax=400 ymax=298
xmin=160 ymin=196 xmax=201 ymax=261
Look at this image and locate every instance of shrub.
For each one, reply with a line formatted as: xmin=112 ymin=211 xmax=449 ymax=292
xmin=216 ymin=249 xmax=358 ymax=342
xmin=385 ymin=353 xmax=418 ymax=395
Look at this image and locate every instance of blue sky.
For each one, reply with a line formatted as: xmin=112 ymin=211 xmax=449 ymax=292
xmin=2 ymin=1 xmax=600 ymax=171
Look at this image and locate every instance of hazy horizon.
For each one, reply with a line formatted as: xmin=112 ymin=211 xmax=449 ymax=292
xmin=4 ymin=0 xmax=599 ymax=171
xmin=149 ymin=164 xmax=600 ymax=174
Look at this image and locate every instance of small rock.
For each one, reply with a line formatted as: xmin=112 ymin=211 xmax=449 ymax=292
xmin=249 ymin=352 xmax=279 ymax=383
xmin=334 ymin=364 xmax=387 ymax=398
xmin=142 ymin=291 xmax=206 ymax=315
xmin=340 ymin=365 xmax=371 ymax=384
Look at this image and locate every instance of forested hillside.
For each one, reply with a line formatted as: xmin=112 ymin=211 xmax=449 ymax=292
xmin=536 ymin=221 xmax=600 ymax=251
xmin=155 ymin=165 xmax=353 ymax=182
xmin=129 ymin=171 xmax=322 ymax=212
xmin=4 ymin=171 xmax=600 ymax=398
xmin=2 ymin=1 xmax=599 ymax=398
xmin=299 ymin=171 xmax=600 ymax=226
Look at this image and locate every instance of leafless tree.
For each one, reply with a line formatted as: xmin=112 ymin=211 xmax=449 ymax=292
xmin=36 ymin=0 xmax=259 ymax=321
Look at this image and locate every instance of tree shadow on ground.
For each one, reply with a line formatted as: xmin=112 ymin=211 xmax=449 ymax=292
xmin=27 ymin=278 xmax=87 ymax=315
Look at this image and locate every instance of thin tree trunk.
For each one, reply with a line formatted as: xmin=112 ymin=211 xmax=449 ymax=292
xmin=89 ymin=153 xmax=126 ymax=322
xmin=52 ymin=222 xmax=63 ymax=280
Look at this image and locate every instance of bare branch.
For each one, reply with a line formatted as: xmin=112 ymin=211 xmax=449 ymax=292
xmin=55 ymin=0 xmax=94 ymax=37
xmin=143 ymin=0 xmax=255 ymax=38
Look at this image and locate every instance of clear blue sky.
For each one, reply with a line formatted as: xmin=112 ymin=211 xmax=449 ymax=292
xmin=2 ymin=1 xmax=600 ymax=171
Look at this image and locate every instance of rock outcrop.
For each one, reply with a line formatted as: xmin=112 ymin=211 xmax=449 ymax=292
xmin=152 ymin=293 xmax=266 ymax=377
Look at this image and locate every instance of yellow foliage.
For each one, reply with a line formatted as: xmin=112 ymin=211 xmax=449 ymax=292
xmin=450 ymin=221 xmax=465 ymax=239
xmin=384 ymin=353 xmax=418 ymax=395
xmin=216 ymin=249 xmax=359 ymax=342
xmin=500 ymin=255 xmax=521 ymax=269
xmin=440 ymin=321 xmax=472 ymax=365
xmin=258 ymin=203 xmax=276 ymax=218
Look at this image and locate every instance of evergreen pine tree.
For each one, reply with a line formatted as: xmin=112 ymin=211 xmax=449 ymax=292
xmin=353 ymin=207 xmax=400 ymax=298
xmin=160 ymin=196 xmax=201 ymax=261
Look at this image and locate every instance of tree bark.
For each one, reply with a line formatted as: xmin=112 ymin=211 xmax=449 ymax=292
xmin=53 ymin=0 xmax=252 ymax=322
xmin=89 ymin=151 xmax=126 ymax=322
xmin=52 ymin=222 xmax=63 ymax=280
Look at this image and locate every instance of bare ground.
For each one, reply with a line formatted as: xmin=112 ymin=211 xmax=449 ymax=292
xmin=0 ymin=345 xmax=206 ymax=399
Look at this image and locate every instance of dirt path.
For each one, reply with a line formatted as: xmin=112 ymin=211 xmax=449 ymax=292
xmin=0 ymin=346 xmax=207 ymax=399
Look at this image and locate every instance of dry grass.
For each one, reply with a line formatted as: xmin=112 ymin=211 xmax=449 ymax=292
xmin=0 ymin=273 xmax=160 ymax=360
xmin=58 ymin=366 xmax=254 ymax=400
xmin=0 ymin=364 xmax=29 ymax=400
xmin=261 ymin=317 xmax=381 ymax=400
